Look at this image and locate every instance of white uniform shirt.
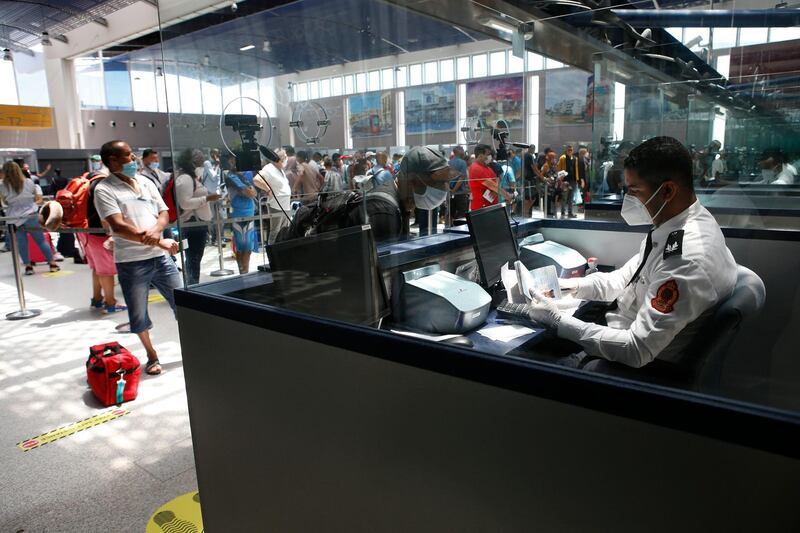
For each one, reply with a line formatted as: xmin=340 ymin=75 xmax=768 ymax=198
xmin=773 ymin=163 xmax=797 ymax=185
xmin=558 ymin=200 xmax=737 ymax=368
xmin=258 ymin=163 xmax=291 ymax=212
xmin=93 ymin=173 xmax=168 ymax=263
xmin=710 ymin=157 xmax=726 ymax=179
xmin=140 ymin=165 xmax=170 ymax=195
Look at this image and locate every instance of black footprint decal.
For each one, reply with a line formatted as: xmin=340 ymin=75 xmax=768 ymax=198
xmin=154 ymin=510 xmax=198 ymax=533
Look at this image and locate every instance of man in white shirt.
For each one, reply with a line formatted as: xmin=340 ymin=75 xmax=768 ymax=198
xmin=759 ymin=149 xmax=797 ymax=185
xmin=93 ymin=140 xmax=180 ymax=376
xmin=254 ymin=147 xmax=292 ymax=244
xmin=140 ymin=148 xmax=171 ymax=195
xmin=527 ymin=137 xmax=738 ymax=376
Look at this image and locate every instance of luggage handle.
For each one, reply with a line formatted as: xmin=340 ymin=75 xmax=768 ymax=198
xmin=89 ymin=343 xmax=122 ymax=357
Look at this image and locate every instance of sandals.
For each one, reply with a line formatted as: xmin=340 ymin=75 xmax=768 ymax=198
xmin=24 ymin=266 xmax=34 ymax=276
xmin=145 ymin=359 xmax=162 ymax=375
xmin=90 ymin=298 xmax=104 ymax=310
xmin=104 ymin=303 xmax=128 ymax=314
xmin=49 ymin=264 xmax=60 ymax=273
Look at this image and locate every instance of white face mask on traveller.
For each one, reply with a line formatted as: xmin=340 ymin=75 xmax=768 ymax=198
xmin=621 ymin=183 xmax=669 ymax=226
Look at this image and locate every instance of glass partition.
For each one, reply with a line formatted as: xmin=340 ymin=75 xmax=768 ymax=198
xmin=148 ymin=0 xmax=800 ymax=415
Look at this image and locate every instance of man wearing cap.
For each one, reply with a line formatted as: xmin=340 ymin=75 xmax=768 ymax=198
xmin=90 ymin=154 xmax=108 ymax=175
xmin=396 ymin=146 xmax=455 ymax=238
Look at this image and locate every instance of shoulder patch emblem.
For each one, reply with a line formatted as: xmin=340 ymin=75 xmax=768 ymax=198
xmin=663 ymin=230 xmax=684 ymax=259
xmin=651 ymin=280 xmax=679 ymax=313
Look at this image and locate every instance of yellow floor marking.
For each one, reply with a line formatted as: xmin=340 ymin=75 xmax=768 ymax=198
xmin=41 ymin=270 xmax=74 ymax=278
xmin=146 ymin=491 xmax=203 ymax=533
xmin=17 ymin=409 xmax=130 ymax=451
xmin=148 ymin=293 xmax=166 ymax=304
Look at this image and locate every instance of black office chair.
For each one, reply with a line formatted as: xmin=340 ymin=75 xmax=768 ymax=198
xmin=583 ymin=265 xmax=765 ymax=391
xmin=686 ymin=265 xmax=766 ymax=391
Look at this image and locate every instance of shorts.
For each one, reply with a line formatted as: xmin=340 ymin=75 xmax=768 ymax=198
xmin=77 ymin=233 xmax=117 ymax=276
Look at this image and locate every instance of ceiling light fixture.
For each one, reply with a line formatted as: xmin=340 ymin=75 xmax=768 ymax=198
xmin=41 ymin=31 xmax=52 ymax=46
xmin=202 ymin=54 xmax=210 ymax=66
xmin=479 ymin=17 xmax=514 ymax=35
xmin=2 ymin=49 xmax=11 ymax=61
xmin=262 ymin=40 xmax=271 ymax=52
xmin=239 ymin=44 xmax=255 ymax=51
xmin=156 ymin=66 xmax=163 ymax=76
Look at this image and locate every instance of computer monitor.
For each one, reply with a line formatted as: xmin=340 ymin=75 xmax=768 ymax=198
xmin=227 ymin=225 xmax=390 ymax=327
xmin=466 ymin=203 xmax=519 ymax=289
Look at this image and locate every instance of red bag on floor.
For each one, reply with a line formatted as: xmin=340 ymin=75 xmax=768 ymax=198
xmin=27 ymin=232 xmax=54 ymax=264
xmin=86 ymin=342 xmax=141 ymax=406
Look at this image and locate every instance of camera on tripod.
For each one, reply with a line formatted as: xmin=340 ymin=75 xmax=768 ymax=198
xmin=224 ymin=114 xmax=263 ymax=171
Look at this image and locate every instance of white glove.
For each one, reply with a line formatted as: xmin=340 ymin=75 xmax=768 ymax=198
xmin=527 ymin=289 xmax=562 ymax=329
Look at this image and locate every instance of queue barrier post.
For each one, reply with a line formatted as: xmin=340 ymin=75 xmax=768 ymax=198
xmin=5 ymin=223 xmax=42 ymax=320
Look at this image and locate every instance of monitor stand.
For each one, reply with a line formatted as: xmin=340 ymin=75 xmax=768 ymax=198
xmin=488 ymin=283 xmax=508 ymax=308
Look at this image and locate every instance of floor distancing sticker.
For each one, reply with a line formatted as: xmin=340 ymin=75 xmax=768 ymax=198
xmin=17 ymin=408 xmax=130 ymax=451
xmin=41 ymin=270 xmax=74 ymax=278
xmin=148 ymin=293 xmax=166 ymax=304
xmin=146 ymin=491 xmax=203 ymax=533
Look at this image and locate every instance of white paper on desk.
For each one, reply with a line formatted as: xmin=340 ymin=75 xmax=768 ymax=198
xmin=477 ymin=324 xmax=535 ymax=342
xmin=390 ymin=330 xmax=462 ymax=342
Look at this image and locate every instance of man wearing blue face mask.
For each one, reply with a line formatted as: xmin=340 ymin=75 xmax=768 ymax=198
xmin=140 ymin=148 xmax=170 ymax=195
xmin=93 ymin=140 xmax=181 ymax=377
xmin=524 ymin=136 xmax=737 ymax=373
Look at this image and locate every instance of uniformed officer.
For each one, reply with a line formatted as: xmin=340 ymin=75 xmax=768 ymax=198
xmin=527 ymin=136 xmax=738 ymax=370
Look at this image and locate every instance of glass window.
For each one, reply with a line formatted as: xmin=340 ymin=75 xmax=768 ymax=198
xmin=489 ymin=51 xmax=506 ymax=76
xmin=308 ymin=80 xmax=319 ymax=100
xmin=683 ymin=27 xmax=710 ymax=48
xmin=75 ymin=57 xmax=105 ymax=109
xmin=545 ymin=58 xmax=563 ymax=69
xmin=103 ymin=60 xmax=133 ymax=110
xmin=456 ymin=56 xmax=470 ymax=79
xmin=356 ymin=72 xmax=367 ymax=92
xmin=424 ymin=61 xmax=438 ymax=84
xmin=381 ymin=68 xmax=394 ymax=89
xmin=13 ymin=47 xmax=49 ymax=107
xmin=409 ymin=63 xmax=422 ymax=85
xmin=440 ymin=58 xmax=454 ymax=82
xmin=0 ymin=59 xmax=18 ymax=105
xmin=369 ymin=70 xmax=380 ymax=91
xmin=769 ymin=27 xmax=800 ymax=43
xmin=200 ymin=78 xmax=222 ymax=115
xmin=179 ymin=67 xmax=203 ymax=114
xmin=164 ymin=67 xmax=181 ymax=114
xmin=319 ymin=78 xmax=331 ymax=98
xmin=332 ymin=76 xmax=343 ymax=96
xmin=240 ymin=80 xmax=259 ymax=115
xmin=155 ymin=68 xmax=167 ymax=112
xmin=472 ymin=54 xmax=487 ymax=77
xmin=712 ymin=27 xmax=738 ymax=50
xmin=739 ymin=27 xmax=768 ymax=46
xmin=297 ymin=81 xmax=308 ymax=101
xmin=526 ymin=51 xmax=544 ymax=71
xmin=666 ymin=27 xmax=683 ymax=41
xmin=507 ymin=51 xmax=523 ymax=74
xmin=131 ymin=63 xmax=158 ymax=112
xmin=395 ymin=66 xmax=407 ymax=88
xmin=222 ymin=82 xmax=241 ymax=114
xmin=344 ymin=74 xmax=355 ymax=94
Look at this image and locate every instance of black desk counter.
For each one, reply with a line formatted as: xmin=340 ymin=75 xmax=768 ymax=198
xmin=175 ymin=218 xmax=800 ymax=532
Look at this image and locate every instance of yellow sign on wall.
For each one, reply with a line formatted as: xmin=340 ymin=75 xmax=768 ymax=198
xmin=0 ymin=104 xmax=54 ymax=130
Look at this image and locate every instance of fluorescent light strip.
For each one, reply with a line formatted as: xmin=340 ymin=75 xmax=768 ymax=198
xmin=239 ymin=44 xmax=255 ymax=51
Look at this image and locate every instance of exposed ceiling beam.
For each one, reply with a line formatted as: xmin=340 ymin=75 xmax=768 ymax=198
xmin=0 ymin=36 xmax=35 ymax=56
xmin=7 ymin=0 xmax=108 ymax=27
xmin=0 ymin=22 xmax=68 ymax=43
xmin=141 ymin=0 xmax=159 ymax=6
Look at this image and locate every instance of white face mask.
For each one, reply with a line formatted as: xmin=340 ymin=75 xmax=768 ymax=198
xmin=485 ymin=156 xmax=493 ymax=164
xmin=414 ymin=185 xmax=448 ymax=210
xmin=621 ymin=183 xmax=668 ymax=226
xmin=91 ymin=161 xmax=102 ymax=171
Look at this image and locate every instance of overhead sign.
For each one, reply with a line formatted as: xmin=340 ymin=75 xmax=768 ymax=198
xmin=0 ymin=104 xmax=54 ymax=130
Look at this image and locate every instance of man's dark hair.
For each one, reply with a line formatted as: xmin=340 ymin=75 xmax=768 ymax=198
xmin=313 ymin=152 xmax=322 ymax=160
xmin=544 ymin=147 xmax=554 ymax=154
xmin=331 ymin=152 xmax=341 ymax=162
xmin=283 ymin=145 xmax=296 ymax=156
xmin=142 ymin=148 xmax=158 ymax=159
xmin=474 ymin=144 xmax=491 ymax=157
xmin=624 ymin=136 xmax=693 ymax=190
xmin=176 ymin=149 xmax=195 ymax=176
xmin=296 ymin=150 xmax=309 ymax=161
xmin=100 ymin=140 xmax=126 ymax=167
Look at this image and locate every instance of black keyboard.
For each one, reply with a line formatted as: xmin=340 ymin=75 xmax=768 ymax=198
xmin=496 ymin=300 xmax=532 ymax=322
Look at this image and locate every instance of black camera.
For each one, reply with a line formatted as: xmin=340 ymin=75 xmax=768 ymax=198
xmin=224 ymin=114 xmax=263 ymax=171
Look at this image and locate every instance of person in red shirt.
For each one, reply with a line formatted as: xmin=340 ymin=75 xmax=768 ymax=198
xmin=469 ymin=144 xmax=513 ymax=211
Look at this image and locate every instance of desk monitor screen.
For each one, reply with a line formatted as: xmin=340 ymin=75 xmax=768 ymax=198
xmin=466 ymin=204 xmax=519 ymax=288
xmin=228 ymin=225 xmax=389 ymax=327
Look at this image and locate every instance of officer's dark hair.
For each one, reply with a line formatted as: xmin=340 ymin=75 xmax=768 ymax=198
xmin=142 ymin=148 xmax=157 ymax=159
xmin=100 ymin=140 xmax=126 ymax=167
xmin=624 ymin=136 xmax=693 ymax=190
xmin=474 ymin=144 xmax=492 ymax=157
xmin=296 ymin=150 xmax=309 ymax=161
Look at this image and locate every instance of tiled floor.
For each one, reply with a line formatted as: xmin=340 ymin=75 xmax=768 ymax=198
xmin=0 ymin=240 xmax=251 ymax=532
